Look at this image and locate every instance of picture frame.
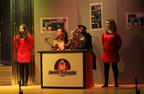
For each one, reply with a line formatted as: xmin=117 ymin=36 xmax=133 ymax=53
xmin=41 ymin=17 xmax=68 ymax=33
xmin=90 ymin=2 xmax=103 ymax=31
xmin=126 ymin=13 xmax=144 ymax=29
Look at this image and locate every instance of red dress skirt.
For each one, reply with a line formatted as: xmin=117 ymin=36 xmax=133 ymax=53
xmin=102 ymin=31 xmax=122 ymax=62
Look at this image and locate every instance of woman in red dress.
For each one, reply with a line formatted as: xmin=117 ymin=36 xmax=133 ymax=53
xmin=16 ymin=24 xmax=33 ymax=86
xmin=102 ymin=19 xmax=122 ymax=87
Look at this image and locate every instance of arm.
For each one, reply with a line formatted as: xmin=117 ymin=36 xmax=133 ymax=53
xmin=116 ymin=32 xmax=122 ymax=51
xmin=80 ymin=37 xmax=86 ymax=49
xmin=64 ymin=39 xmax=70 ymax=47
xmin=81 ymin=31 xmax=90 ymax=39
xmin=28 ymin=34 xmax=33 ymax=52
xmin=53 ymin=40 xmax=58 ymax=50
xmin=102 ymin=32 xmax=104 ymax=45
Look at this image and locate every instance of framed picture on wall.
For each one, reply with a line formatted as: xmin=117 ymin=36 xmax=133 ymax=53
xmin=41 ymin=17 xmax=68 ymax=33
xmin=90 ymin=2 xmax=103 ymax=31
xmin=126 ymin=13 xmax=144 ymax=29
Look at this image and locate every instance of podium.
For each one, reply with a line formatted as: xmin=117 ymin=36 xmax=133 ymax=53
xmin=38 ymin=49 xmax=93 ymax=89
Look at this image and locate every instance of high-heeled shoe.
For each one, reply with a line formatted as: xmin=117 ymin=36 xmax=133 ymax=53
xmin=21 ymin=83 xmax=24 ymax=86
xmin=24 ymin=83 xmax=28 ymax=86
xmin=115 ymin=84 xmax=119 ymax=87
xmin=102 ymin=84 xmax=108 ymax=87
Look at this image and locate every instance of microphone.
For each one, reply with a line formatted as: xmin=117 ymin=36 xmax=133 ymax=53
xmin=44 ymin=36 xmax=54 ymax=49
xmin=45 ymin=36 xmax=50 ymax=40
xmin=134 ymin=77 xmax=139 ymax=84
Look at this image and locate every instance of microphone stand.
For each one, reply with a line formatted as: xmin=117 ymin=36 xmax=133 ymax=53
xmin=18 ymin=81 xmax=23 ymax=94
xmin=134 ymin=78 xmax=140 ymax=94
xmin=45 ymin=39 xmax=54 ymax=50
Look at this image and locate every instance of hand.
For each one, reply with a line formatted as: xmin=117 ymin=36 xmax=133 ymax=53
xmin=74 ymin=27 xmax=82 ymax=32
xmin=64 ymin=43 xmax=69 ymax=46
xmin=52 ymin=48 xmax=56 ymax=50
xmin=78 ymin=29 xmax=82 ymax=32
xmin=74 ymin=28 xmax=79 ymax=32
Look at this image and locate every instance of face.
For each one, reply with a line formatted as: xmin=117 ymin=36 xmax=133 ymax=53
xmin=20 ymin=26 xmax=24 ymax=34
xmin=79 ymin=26 xmax=84 ymax=31
xmin=106 ymin=21 xmax=110 ymax=29
xmin=57 ymin=29 xmax=64 ymax=37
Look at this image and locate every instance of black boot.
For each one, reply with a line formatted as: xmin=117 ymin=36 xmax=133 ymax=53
xmin=102 ymin=73 xmax=108 ymax=87
xmin=112 ymin=62 xmax=119 ymax=87
xmin=102 ymin=63 xmax=110 ymax=88
xmin=102 ymin=76 xmax=108 ymax=87
xmin=114 ymin=73 xmax=119 ymax=87
xmin=24 ymin=82 xmax=28 ymax=86
xmin=102 ymin=84 xmax=108 ymax=87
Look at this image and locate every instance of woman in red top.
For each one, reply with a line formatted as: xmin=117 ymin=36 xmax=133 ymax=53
xmin=102 ymin=19 xmax=122 ymax=87
xmin=16 ymin=24 xmax=33 ymax=86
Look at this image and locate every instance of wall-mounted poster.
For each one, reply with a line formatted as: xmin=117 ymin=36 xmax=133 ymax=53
xmin=126 ymin=13 xmax=144 ymax=29
xmin=90 ymin=2 xmax=103 ymax=31
xmin=41 ymin=17 xmax=68 ymax=33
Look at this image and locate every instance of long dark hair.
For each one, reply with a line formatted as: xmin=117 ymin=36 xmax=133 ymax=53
xmin=17 ymin=24 xmax=29 ymax=41
xmin=54 ymin=28 xmax=68 ymax=44
xmin=107 ymin=18 xmax=117 ymax=33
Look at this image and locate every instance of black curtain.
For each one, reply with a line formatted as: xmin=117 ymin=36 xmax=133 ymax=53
xmin=11 ymin=0 xmax=35 ymax=84
xmin=0 ymin=0 xmax=11 ymax=64
xmin=0 ymin=0 xmax=34 ymax=64
xmin=11 ymin=0 xmax=34 ymax=35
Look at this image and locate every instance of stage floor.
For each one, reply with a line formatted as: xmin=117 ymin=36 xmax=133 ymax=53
xmin=0 ymin=84 xmax=143 ymax=94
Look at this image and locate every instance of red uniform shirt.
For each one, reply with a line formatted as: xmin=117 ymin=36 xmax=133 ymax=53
xmin=102 ymin=31 xmax=122 ymax=62
xmin=16 ymin=34 xmax=33 ymax=63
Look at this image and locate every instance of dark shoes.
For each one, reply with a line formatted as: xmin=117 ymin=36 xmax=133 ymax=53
xmin=102 ymin=84 xmax=119 ymax=87
xmin=21 ymin=83 xmax=24 ymax=86
xmin=24 ymin=83 xmax=28 ymax=86
xmin=115 ymin=84 xmax=119 ymax=87
xmin=102 ymin=84 xmax=108 ymax=87
xmin=21 ymin=83 xmax=28 ymax=86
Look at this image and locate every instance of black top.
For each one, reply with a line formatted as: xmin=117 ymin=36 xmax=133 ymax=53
xmin=81 ymin=31 xmax=92 ymax=49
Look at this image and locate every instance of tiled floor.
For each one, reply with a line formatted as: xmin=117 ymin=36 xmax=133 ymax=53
xmin=0 ymin=84 xmax=143 ymax=94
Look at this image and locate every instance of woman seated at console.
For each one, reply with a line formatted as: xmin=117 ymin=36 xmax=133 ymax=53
xmin=53 ymin=28 xmax=70 ymax=50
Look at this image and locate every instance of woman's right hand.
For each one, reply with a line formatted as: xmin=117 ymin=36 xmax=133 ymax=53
xmin=74 ymin=28 xmax=78 ymax=32
xmin=74 ymin=27 xmax=81 ymax=32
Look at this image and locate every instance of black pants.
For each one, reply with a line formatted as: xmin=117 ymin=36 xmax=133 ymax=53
xmin=19 ymin=63 xmax=29 ymax=84
xmin=103 ymin=62 xmax=118 ymax=85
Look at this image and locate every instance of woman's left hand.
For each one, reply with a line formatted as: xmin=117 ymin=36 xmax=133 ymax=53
xmin=64 ymin=43 xmax=69 ymax=46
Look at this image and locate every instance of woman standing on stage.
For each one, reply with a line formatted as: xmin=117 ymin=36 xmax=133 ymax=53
xmin=102 ymin=19 xmax=122 ymax=87
xmin=16 ymin=24 xmax=33 ymax=86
